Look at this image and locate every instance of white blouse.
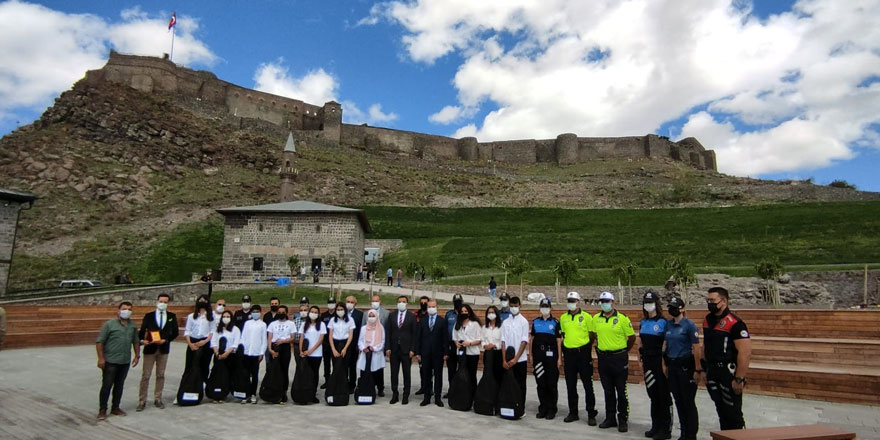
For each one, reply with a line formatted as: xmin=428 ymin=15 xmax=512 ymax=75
xmin=267 ymin=319 xmax=296 ymax=343
xmin=481 ymin=325 xmax=502 ymax=351
xmin=298 ymin=321 xmax=327 ymax=358
xmin=327 ymin=317 xmax=356 ymax=341
xmin=239 ymin=319 xmax=267 ymax=356
xmin=184 ymin=313 xmax=214 ymax=340
xmin=211 ymin=326 xmax=241 ymax=352
xmin=452 ymin=321 xmax=483 ymax=356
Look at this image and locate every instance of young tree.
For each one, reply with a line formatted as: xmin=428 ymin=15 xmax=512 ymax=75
xmin=325 ymin=256 xmax=343 ymax=301
xmin=287 ymin=255 xmax=301 ymax=300
xmin=612 ymin=262 xmax=638 ymax=305
xmin=406 ymin=261 xmax=421 ymax=299
xmin=506 ymin=254 xmax=532 ymax=296
xmin=664 ymin=256 xmax=697 ymax=304
xmin=366 ymin=260 xmax=379 ymax=296
xmin=428 ymin=262 xmax=448 ymax=299
xmin=755 ymin=258 xmax=784 ymax=306
xmin=552 ymin=257 xmax=580 ymax=303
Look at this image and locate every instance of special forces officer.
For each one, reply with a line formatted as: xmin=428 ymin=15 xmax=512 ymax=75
xmin=702 ymin=287 xmax=751 ymax=430
xmin=639 ymin=291 xmax=672 ymax=440
xmin=590 ymin=291 xmax=635 ymax=433
xmin=530 ymin=298 xmax=562 ymax=419
xmin=560 ymin=291 xmax=599 ymax=425
xmin=664 ymin=296 xmax=701 ymax=440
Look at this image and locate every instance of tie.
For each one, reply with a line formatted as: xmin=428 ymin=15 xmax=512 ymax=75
xmin=429 ymin=315 xmax=435 ymax=330
xmin=398 ymin=312 xmax=404 ymax=328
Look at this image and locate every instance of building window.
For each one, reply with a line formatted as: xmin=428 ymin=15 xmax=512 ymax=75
xmin=287 ymin=224 xmax=292 ymax=233
xmin=316 ymin=224 xmax=321 ymax=233
xmin=252 ymin=257 xmax=264 ymax=271
xmin=258 ymin=223 xmax=264 ymax=232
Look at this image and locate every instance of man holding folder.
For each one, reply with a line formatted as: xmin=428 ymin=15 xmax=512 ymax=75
xmin=137 ymin=293 xmax=178 ymax=411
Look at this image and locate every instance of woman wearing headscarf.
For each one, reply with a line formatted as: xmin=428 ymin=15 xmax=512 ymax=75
xmin=356 ymin=308 xmax=386 ymax=395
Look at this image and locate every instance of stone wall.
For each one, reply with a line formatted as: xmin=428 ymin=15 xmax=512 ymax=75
xmin=792 ymin=270 xmax=880 ymax=307
xmin=0 ymin=282 xmax=208 ymax=306
xmin=0 ymin=201 xmax=23 ymax=297
xmin=220 ymin=212 xmax=365 ymax=281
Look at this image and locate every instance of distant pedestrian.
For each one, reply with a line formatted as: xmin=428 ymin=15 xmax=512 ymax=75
xmin=300 ymin=266 xmax=307 ymax=282
xmin=488 ymin=276 xmax=497 ymax=303
xmin=386 ymin=267 xmax=393 ymax=286
xmin=96 ymin=301 xmax=140 ymax=420
xmin=397 ymin=268 xmax=403 ymax=288
xmin=420 ymin=267 xmax=426 ymax=282
xmin=357 ymin=263 xmax=363 ymax=282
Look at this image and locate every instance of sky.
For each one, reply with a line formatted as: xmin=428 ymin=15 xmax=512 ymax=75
xmin=1 ymin=0 xmax=878 ymax=191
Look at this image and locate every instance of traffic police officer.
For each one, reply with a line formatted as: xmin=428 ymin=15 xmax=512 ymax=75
xmin=590 ymin=291 xmax=635 ymax=433
xmin=702 ymin=287 xmax=751 ymax=430
xmin=530 ymin=298 xmax=562 ymax=419
xmin=640 ymin=291 xmax=672 ymax=440
xmin=560 ymin=291 xmax=599 ymax=425
xmin=664 ymin=296 xmax=701 ymax=440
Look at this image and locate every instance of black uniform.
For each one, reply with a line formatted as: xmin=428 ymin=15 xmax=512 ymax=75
xmin=320 ymin=309 xmax=335 ymax=384
xmin=531 ymin=315 xmax=561 ymax=418
xmin=639 ymin=316 xmax=672 ymax=437
xmin=702 ymin=309 xmax=749 ymax=430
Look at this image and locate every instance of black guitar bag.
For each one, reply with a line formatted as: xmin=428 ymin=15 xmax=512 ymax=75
xmin=176 ymin=347 xmax=205 ymax=406
xmin=258 ymin=356 xmax=287 ymax=404
xmin=324 ymin=356 xmax=350 ymax=406
xmin=448 ymin=348 xmax=473 ymax=411
xmin=353 ymin=352 xmax=377 ymax=405
xmin=291 ymin=353 xmax=317 ymax=405
xmin=230 ymin=351 xmax=250 ymax=401
xmin=205 ymin=337 xmax=230 ymax=401
xmin=473 ymin=350 xmax=499 ymax=416
xmin=497 ymin=347 xmax=524 ymax=420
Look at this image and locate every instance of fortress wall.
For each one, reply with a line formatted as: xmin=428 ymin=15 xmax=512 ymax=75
xmin=487 ymin=140 xmax=538 ymax=164
xmin=535 ymin=139 xmax=557 ymax=163
xmin=578 ymin=137 xmax=646 ymax=160
xmin=341 ymin=124 xmax=456 ymax=156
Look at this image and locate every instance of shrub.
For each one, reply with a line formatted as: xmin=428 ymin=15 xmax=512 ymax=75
xmin=829 ymin=179 xmax=857 ymax=190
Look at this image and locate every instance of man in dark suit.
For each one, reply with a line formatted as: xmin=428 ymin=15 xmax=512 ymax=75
xmin=345 ymin=295 xmax=364 ymax=391
xmin=385 ymin=295 xmax=417 ymax=404
xmin=137 ymin=293 xmax=178 ymax=411
xmin=414 ymin=299 xmax=448 ymax=407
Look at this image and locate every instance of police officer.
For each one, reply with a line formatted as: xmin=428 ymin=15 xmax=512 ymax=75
xmin=664 ymin=296 xmax=701 ymax=440
xmin=702 ymin=287 xmax=751 ymax=430
xmin=590 ymin=291 xmax=635 ymax=433
xmin=444 ymin=294 xmax=463 ymax=399
xmin=639 ymin=291 xmax=672 ymax=440
xmin=319 ymin=296 xmax=336 ymax=389
xmin=530 ymin=298 xmax=562 ymax=419
xmin=560 ymin=291 xmax=599 ymax=425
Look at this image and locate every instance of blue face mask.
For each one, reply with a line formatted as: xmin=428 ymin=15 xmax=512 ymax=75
xmin=600 ymin=303 xmax=613 ymax=313
xmin=251 ymin=312 xmax=261 ymax=320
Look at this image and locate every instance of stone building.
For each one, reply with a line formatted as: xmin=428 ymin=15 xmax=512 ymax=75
xmin=216 ymin=200 xmax=371 ymax=281
xmin=0 ymin=188 xmax=36 ymax=297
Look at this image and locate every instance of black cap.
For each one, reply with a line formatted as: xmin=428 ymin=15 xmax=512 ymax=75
xmin=642 ymin=291 xmax=658 ymax=303
xmin=300 ymin=296 xmax=309 ymax=305
xmin=539 ymin=298 xmax=551 ymax=307
xmin=668 ymin=297 xmax=685 ymax=308
xmin=500 ymin=293 xmax=510 ymax=300
xmin=327 ymin=296 xmax=335 ymax=304
xmin=453 ymin=294 xmax=463 ymax=301
xmin=241 ymin=295 xmax=252 ymax=302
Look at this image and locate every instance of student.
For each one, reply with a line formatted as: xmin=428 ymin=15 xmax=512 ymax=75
xmin=292 ymin=299 xmax=309 ymax=361
xmin=498 ymin=294 xmax=512 ymax=321
xmin=640 ymin=292 xmax=672 ymax=439
xmin=444 ymin=294 xmax=463 ymax=399
xmin=531 ymin=298 xmax=562 ymax=419
xmin=452 ymin=304 xmax=482 ymax=395
xmin=95 ymin=301 xmax=140 ymax=420
xmin=500 ymin=296 xmax=530 ymax=405
xmin=345 ymin=296 xmax=364 ymax=392
xmin=267 ymin=305 xmax=296 ymax=404
xmin=357 ymin=309 xmax=386 ymax=396
xmin=239 ymin=305 xmax=267 ymax=404
xmin=298 ymin=305 xmax=327 ymax=404
xmin=320 ymin=296 xmax=336 ymax=388
xmin=481 ymin=305 xmax=503 ymax=383
xmin=183 ymin=300 xmax=214 ymax=387
xmin=210 ymin=310 xmax=241 ymax=403
xmin=327 ymin=302 xmax=356 ymax=389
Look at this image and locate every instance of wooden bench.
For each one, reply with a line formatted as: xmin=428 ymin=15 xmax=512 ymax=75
xmin=710 ymin=424 xmax=856 ymax=440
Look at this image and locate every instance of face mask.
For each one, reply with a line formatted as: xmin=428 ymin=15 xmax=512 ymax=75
xmin=567 ymin=302 xmax=577 ymax=311
xmin=198 ymin=300 xmax=208 ymax=305
xmin=668 ymin=307 xmax=681 ymax=317
xmin=221 ymin=317 xmax=231 ymax=325
xmin=215 ymin=305 xmax=225 ymax=314
xmin=460 ymin=314 xmax=469 ymax=320
xmin=368 ymin=316 xmax=378 ymax=324
xmin=119 ymin=310 xmax=132 ymax=320
xmin=328 ymin=303 xmax=335 ymax=310
xmin=308 ymin=312 xmax=319 ymax=320
xmin=486 ymin=313 xmax=497 ymax=321
xmin=427 ymin=307 xmax=437 ymax=316
xmin=708 ymin=301 xmax=720 ymax=314
xmin=540 ymin=307 xmax=550 ymax=317
xmin=600 ymin=303 xmax=613 ymax=313
xmin=156 ymin=302 xmax=168 ymax=311
xmin=336 ymin=310 xmax=345 ymax=318
xmin=371 ymin=301 xmax=380 ymax=309
xmin=510 ymin=306 xmax=520 ymax=315
xmin=643 ymin=303 xmax=656 ymax=313
xmin=500 ymin=300 xmax=509 ymax=308
xmin=453 ymin=300 xmax=463 ymax=310
xmin=346 ymin=302 xmax=355 ymax=311
xmin=299 ymin=310 xmax=308 ymax=318
xmin=397 ymin=302 xmax=407 ymax=311
xmin=251 ymin=312 xmax=261 ymax=320
xmin=278 ymin=313 xmax=288 ymax=320
xmin=270 ymin=305 xmax=279 ymax=312
xmin=420 ymin=303 xmax=428 ymax=311
xmin=242 ymin=302 xmax=251 ymax=310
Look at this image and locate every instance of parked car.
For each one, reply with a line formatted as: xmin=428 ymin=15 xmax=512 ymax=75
xmin=59 ymin=279 xmax=103 ymax=288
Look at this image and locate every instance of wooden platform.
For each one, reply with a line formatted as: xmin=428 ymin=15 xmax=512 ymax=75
xmin=710 ymin=424 xmax=856 ymax=440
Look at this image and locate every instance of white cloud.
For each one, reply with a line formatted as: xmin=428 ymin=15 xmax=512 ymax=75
xmin=341 ymin=100 xmax=400 ymax=126
xmin=368 ymin=104 xmax=398 ymax=123
xmin=364 ymin=0 xmax=880 ymax=176
xmin=0 ymin=1 xmax=216 ymax=118
xmin=253 ymin=60 xmax=339 ymax=106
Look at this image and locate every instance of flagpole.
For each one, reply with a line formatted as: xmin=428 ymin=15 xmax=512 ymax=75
xmin=170 ymin=25 xmax=175 ymax=62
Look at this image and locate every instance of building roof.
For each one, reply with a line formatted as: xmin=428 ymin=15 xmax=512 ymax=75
xmin=0 ymin=188 xmax=37 ymax=204
xmin=216 ymin=200 xmax=371 ymax=232
xmin=284 ymin=132 xmax=296 ymax=153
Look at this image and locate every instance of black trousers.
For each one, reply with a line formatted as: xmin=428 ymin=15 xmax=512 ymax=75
xmin=485 ymin=349 xmax=503 ymax=384
xmin=597 ymin=351 xmax=629 ymax=422
xmin=184 ymin=338 xmax=211 ymax=384
xmin=420 ymin=353 xmax=444 ymax=399
xmin=707 ymin=362 xmax=745 ymax=430
xmin=668 ymin=356 xmax=699 ymax=439
xmin=99 ymin=362 xmax=129 ymax=411
xmin=389 ymin=349 xmax=413 ymax=396
xmin=322 ymin=339 xmax=333 ymax=382
xmin=306 ymin=356 xmax=322 ymax=400
xmin=242 ymin=355 xmax=261 ymax=398
xmin=272 ymin=343 xmax=291 ymax=402
xmin=345 ymin=341 xmax=358 ymax=391
xmin=532 ymin=353 xmax=559 ymax=416
xmin=563 ymin=345 xmax=598 ymax=416
xmin=446 ymin=344 xmax=459 ymax=390
xmin=641 ymin=354 xmax=672 ymax=433
xmin=510 ymin=361 xmax=528 ymax=404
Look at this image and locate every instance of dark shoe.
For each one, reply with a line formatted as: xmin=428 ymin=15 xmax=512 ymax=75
xmin=546 ymin=413 xmax=556 ymax=420
xmin=646 ymin=428 xmax=657 ymax=438
xmin=435 ymin=399 xmax=444 ymax=407
xmin=599 ymin=419 xmax=617 ymax=429
xmin=378 ymin=390 xmax=385 ymax=397
xmin=136 ymin=402 xmax=145 ymax=412
xmin=320 ymin=383 xmax=327 ymax=389
xmin=415 ymin=389 xmax=425 ymax=395
xmin=588 ymin=415 xmax=598 ymax=426
xmin=110 ymin=408 xmax=127 ymax=417
xmin=442 ymin=392 xmax=448 ymax=399
xmin=618 ymin=421 xmax=628 ymax=433
xmin=97 ymin=410 xmax=107 ymax=421
xmin=420 ymin=398 xmax=431 ymax=406
xmin=652 ymin=432 xmax=672 ymax=440
xmin=311 ymin=398 xmax=320 ymax=404
xmin=402 ymin=395 xmax=409 ymax=405
xmin=390 ymin=394 xmax=399 ymax=404
xmin=154 ymin=400 xmax=165 ymax=409
xmin=564 ymin=413 xmax=579 ymax=423
xmin=536 ymin=411 xmax=546 ymax=419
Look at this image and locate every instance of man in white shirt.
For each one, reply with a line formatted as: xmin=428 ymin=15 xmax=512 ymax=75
xmin=501 ymin=296 xmax=530 ymax=406
xmin=240 ymin=305 xmax=267 ymax=403
xmin=267 ymin=305 xmax=296 ymax=404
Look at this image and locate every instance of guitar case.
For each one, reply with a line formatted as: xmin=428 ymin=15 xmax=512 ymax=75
xmin=229 ymin=351 xmax=250 ymax=401
xmin=473 ymin=350 xmax=499 ymax=416
xmin=447 ymin=348 xmax=473 ymax=411
xmin=353 ymin=352 xmax=377 ymax=405
xmin=205 ymin=337 xmax=230 ymax=401
xmin=291 ymin=353 xmax=317 ymax=405
xmin=496 ymin=347 xmax=524 ymax=420
xmin=176 ymin=347 xmax=205 ymax=406
xmin=324 ymin=356 xmax=350 ymax=406
xmin=258 ymin=355 xmax=287 ymax=404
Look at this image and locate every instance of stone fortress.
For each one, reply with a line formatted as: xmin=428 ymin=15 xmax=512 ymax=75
xmin=83 ymin=51 xmax=717 ymax=171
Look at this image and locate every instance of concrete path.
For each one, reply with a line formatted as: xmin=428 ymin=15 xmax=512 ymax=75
xmin=1 ymin=344 xmax=878 ymax=439
xmin=318 ymin=281 xmax=497 ymax=306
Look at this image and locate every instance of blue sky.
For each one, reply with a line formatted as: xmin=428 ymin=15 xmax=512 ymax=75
xmin=1 ymin=0 xmax=878 ymax=191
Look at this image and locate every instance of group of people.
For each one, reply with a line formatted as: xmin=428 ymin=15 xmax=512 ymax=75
xmin=96 ymin=287 xmax=751 ymax=440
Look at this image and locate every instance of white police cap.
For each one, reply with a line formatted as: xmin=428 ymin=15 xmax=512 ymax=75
xmin=566 ymin=291 xmax=580 ymax=301
xmin=599 ymin=291 xmax=615 ymax=301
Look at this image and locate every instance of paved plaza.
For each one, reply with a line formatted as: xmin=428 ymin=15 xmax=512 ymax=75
xmin=0 ymin=343 xmax=877 ymax=439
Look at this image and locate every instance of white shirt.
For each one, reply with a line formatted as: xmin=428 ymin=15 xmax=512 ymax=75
xmin=240 ymin=319 xmax=268 ymax=356
xmin=184 ymin=313 xmax=214 ymax=339
xmin=298 ymin=321 xmax=327 ymax=358
xmin=481 ymin=325 xmax=502 ymax=351
xmin=267 ymin=319 xmax=296 ymax=343
xmin=357 ymin=325 xmax=387 ymax=372
xmin=500 ymin=313 xmax=530 ymax=363
xmin=327 ymin=316 xmax=356 ymax=341
xmin=452 ymin=321 xmax=483 ymax=356
xmin=211 ymin=326 xmax=241 ymax=352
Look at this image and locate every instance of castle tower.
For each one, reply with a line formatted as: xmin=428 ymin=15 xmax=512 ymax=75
xmin=279 ymin=132 xmax=298 ymax=202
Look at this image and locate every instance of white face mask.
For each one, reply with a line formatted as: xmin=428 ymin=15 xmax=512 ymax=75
xmin=540 ymin=307 xmax=550 ymax=316
xmin=346 ymin=302 xmax=355 ymax=311
xmin=643 ymin=303 xmax=656 ymax=313
xmin=299 ymin=310 xmax=308 ymax=318
xmin=156 ymin=302 xmax=168 ymax=312
xmin=336 ymin=310 xmax=345 ymax=318
xmin=367 ymin=316 xmax=378 ymax=324
xmin=427 ymin=307 xmax=437 ymax=316
xmin=397 ymin=302 xmax=407 ymax=311
xmin=500 ymin=300 xmax=509 ymax=308
xmin=308 ymin=312 xmax=319 ymax=320
xmin=221 ymin=317 xmax=231 ymax=325
xmin=371 ymin=301 xmax=380 ymax=309
xmin=567 ymin=302 xmax=578 ymax=311
xmin=510 ymin=306 xmax=520 ymax=315
xmin=119 ymin=309 xmax=132 ymax=320
xmin=486 ymin=313 xmax=497 ymax=321
xmin=242 ymin=302 xmax=251 ymax=310
xmin=215 ymin=305 xmax=225 ymax=314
